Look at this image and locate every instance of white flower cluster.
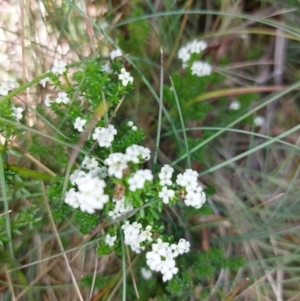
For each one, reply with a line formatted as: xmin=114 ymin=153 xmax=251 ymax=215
xmin=51 ymin=60 xmax=67 ymax=75
xmin=105 ymin=234 xmax=117 ymax=247
xmin=0 ymin=82 xmax=19 ymax=96
xmin=159 ymin=164 xmax=174 ymax=186
xmin=81 ymin=156 xmax=108 ymax=178
xmin=104 ymin=153 xmax=128 ymax=179
xmin=176 ymin=169 xmax=206 ymax=209
xmin=65 ymin=171 xmax=109 ymax=214
xmin=65 ymin=156 xmax=109 ymax=214
xmin=178 ymin=40 xmax=207 ymax=63
xmin=146 ymin=238 xmax=190 ymax=282
xmin=128 ymin=169 xmax=153 ymax=192
xmin=104 ymin=144 xmax=151 ymax=180
xmin=110 ymin=49 xmax=123 ymax=60
xmin=44 ymin=92 xmax=70 ymax=107
xmin=62 ymin=147 xmax=202 ymax=283
xmin=191 ymin=61 xmax=212 ymax=77
xmin=118 ymin=68 xmax=133 ymax=86
xmin=178 ymin=40 xmax=212 ymax=76
xmin=102 ymin=62 xmax=112 ymax=74
xmin=81 ymin=156 xmax=98 ymax=170
xmin=11 ymin=105 xmax=24 ymax=120
xmin=92 ymin=124 xmax=117 ymax=148
xmin=122 ymin=222 xmax=153 ymax=253
xmin=108 ymin=196 xmax=133 ymax=219
xmin=125 ymin=144 xmax=151 ymax=163
xmin=55 ymin=92 xmax=70 ymax=104
xmin=158 ymin=164 xmax=175 ymax=204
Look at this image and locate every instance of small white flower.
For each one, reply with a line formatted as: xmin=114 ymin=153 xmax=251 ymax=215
xmin=178 ymin=46 xmax=191 ymax=63
xmin=178 ymin=40 xmax=207 ymax=63
xmin=107 ymin=124 xmax=117 ymax=135
xmin=92 ymin=125 xmax=117 ymax=148
xmin=102 ymin=62 xmax=112 ymax=74
xmin=152 ymin=238 xmax=170 ymax=257
xmin=81 ymin=156 xmax=98 ymax=170
xmin=176 ymin=169 xmax=198 ymax=187
xmin=109 ymin=197 xmax=133 ymax=219
xmin=128 ymin=169 xmax=153 ymax=192
xmin=125 ymin=144 xmax=151 ymax=163
xmin=254 ymin=115 xmax=265 ymax=126
xmin=118 ymin=68 xmax=133 ymax=86
xmin=131 ymin=243 xmax=145 ymax=254
xmin=7 ymin=82 xmax=19 ymax=90
xmin=40 ymin=78 xmax=48 ymax=88
xmin=119 ymin=199 xmax=133 ymax=214
xmin=159 ymin=164 xmax=174 ymax=186
xmin=132 ymin=222 xmax=143 ymax=232
xmin=55 ymin=92 xmax=70 ymax=104
xmin=139 ymin=225 xmax=153 ymax=242
xmin=184 ymin=188 xmax=206 ymax=209
xmin=186 ymin=40 xmax=207 ymax=54
xmin=146 ymin=251 xmax=162 ymax=271
xmin=191 ymin=61 xmax=212 ymax=77
xmin=122 ymin=221 xmax=145 ymax=253
xmin=51 ymin=60 xmax=67 ymax=75
xmin=161 ymin=258 xmax=178 ymax=282
xmin=98 ymin=166 xmax=108 ymax=178
xmin=44 ymin=94 xmax=53 ymax=107
xmin=74 ymin=117 xmax=87 ymax=132
xmin=161 ymin=164 xmax=174 ymax=175
xmin=65 ymin=188 xmax=80 ymax=209
xmin=141 ymin=267 xmax=152 ymax=280
xmin=110 ymin=49 xmax=123 ymax=60
xmin=177 ymin=238 xmax=190 ymax=254
xmin=65 ymin=171 xmax=110 ymax=214
xmin=229 ymin=100 xmax=241 ymax=110
xmin=0 ymin=82 xmax=19 ymax=96
xmin=105 ymin=234 xmax=117 ymax=247
xmin=104 ymin=153 xmax=128 ymax=179
xmin=131 ymin=125 xmax=137 ymax=131
xmin=75 ymin=173 xmax=109 ymax=214
xmin=127 ymin=121 xmax=134 ymax=127
xmin=0 ymin=84 xmax=9 ymax=96
xmin=108 ymin=209 xmax=120 ymax=220
xmin=89 ymin=166 xmax=108 ymax=178
xmin=11 ymin=106 xmax=24 ymax=120
xmin=159 ymin=186 xmax=175 ymax=204
xmin=69 ymin=169 xmax=86 ymax=185
xmin=171 ymin=244 xmax=180 ymax=258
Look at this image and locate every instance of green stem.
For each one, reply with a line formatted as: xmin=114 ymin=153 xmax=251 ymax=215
xmin=0 ymin=154 xmax=14 ymax=260
xmin=170 ymin=77 xmax=191 ymax=168
xmin=120 ymin=226 xmax=126 ymax=301
xmin=153 ymin=49 xmax=164 ymax=166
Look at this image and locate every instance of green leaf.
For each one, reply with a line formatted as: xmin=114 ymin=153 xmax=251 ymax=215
xmin=7 ymin=148 xmax=23 ymax=157
xmin=157 ymin=200 xmax=163 ymax=213
xmin=149 ymin=207 xmax=160 ymax=220
xmin=4 ymin=163 xmax=54 ymax=181
xmin=96 ymin=240 xmax=111 ymax=256
xmin=139 ymin=208 xmax=145 ymax=218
